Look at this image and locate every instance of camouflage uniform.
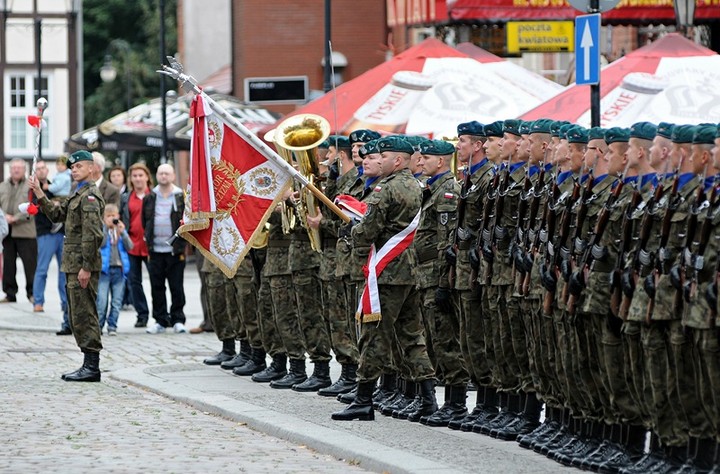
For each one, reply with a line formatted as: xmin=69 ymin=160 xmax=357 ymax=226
xmin=38 ymin=182 xmax=105 ymax=353
xmin=230 ymin=256 xmax=261 ymax=348
xmin=351 ymin=168 xmax=434 ymax=384
xmin=202 ymin=258 xmax=242 ymax=342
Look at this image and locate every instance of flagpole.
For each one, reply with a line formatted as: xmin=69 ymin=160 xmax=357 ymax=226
xmin=158 ymin=59 xmax=350 ymax=224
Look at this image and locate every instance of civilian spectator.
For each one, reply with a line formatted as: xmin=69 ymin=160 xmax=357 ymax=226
xmin=120 ymin=163 xmax=152 ymax=327
xmin=109 ymin=166 xmax=128 ymax=194
xmin=91 ymin=152 xmax=120 ymax=206
xmin=48 ymin=155 xmax=71 ymax=197
xmin=0 ymin=159 xmax=37 ymax=303
xmin=97 ymin=203 xmax=133 ymax=336
xmin=142 ymin=163 xmax=187 ymax=334
xmin=31 ymin=161 xmax=68 ymax=331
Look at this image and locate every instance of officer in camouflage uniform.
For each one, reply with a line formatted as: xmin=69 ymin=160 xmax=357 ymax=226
xmin=446 ymin=121 xmax=497 ymax=432
xmin=332 ymin=136 xmax=435 ymax=422
xmin=30 ymin=150 xmax=105 ymax=382
xmin=200 ymin=259 xmax=243 ymax=366
xmin=226 ymin=255 xmax=263 ymax=373
xmin=409 ymin=139 xmax=466 ymax=427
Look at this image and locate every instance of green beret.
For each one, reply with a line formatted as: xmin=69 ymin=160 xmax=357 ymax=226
xmin=530 ymin=119 xmax=553 ymax=134
xmin=503 ymin=119 xmax=522 ymax=137
xmin=404 ymin=135 xmax=425 ymax=151
xmin=318 ymin=139 xmax=330 ymax=149
xmin=519 ymin=121 xmax=533 ymax=135
xmin=376 ymin=136 xmax=414 ymax=154
xmin=419 ymin=139 xmax=455 ymax=156
xmin=605 ymin=127 xmax=631 ymax=144
xmin=349 ymin=129 xmax=381 ymax=145
xmin=671 ymin=124 xmax=696 ymax=144
xmin=559 ymin=123 xmax=575 ymax=140
xmin=457 ymin=121 xmax=484 ymax=137
xmin=484 ymin=121 xmax=504 ymax=138
xmin=550 ymin=121 xmax=571 ymax=137
xmin=716 ymin=124 xmax=720 ymax=139
xmin=359 ymin=139 xmax=379 ymax=158
xmin=329 ymin=135 xmax=350 ymax=149
xmin=656 ymin=122 xmax=675 ymax=140
xmin=629 ymin=122 xmax=657 ymax=141
xmin=566 ymin=126 xmax=589 ymax=144
xmin=68 ymin=150 xmax=93 ymax=166
xmin=587 ymin=127 xmax=606 ymax=141
xmin=693 ymin=125 xmax=717 ymax=145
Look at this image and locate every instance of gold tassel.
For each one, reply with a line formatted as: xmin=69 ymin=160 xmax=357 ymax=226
xmin=356 ymin=312 xmax=382 ymax=324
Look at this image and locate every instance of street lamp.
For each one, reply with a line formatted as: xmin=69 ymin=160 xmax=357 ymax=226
xmin=674 ymin=0 xmax=696 ymax=39
xmin=99 ymin=40 xmax=132 ymax=112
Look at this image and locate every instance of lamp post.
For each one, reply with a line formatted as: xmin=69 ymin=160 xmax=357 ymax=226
xmin=674 ymin=0 xmax=696 ymax=39
xmin=99 ymin=39 xmax=132 ymax=112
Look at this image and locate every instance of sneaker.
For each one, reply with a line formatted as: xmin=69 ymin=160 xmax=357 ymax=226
xmin=33 ymin=304 xmax=44 ymax=312
xmin=0 ymin=296 xmax=17 ymax=303
xmin=108 ymin=329 xmax=117 ymax=336
xmin=146 ymin=323 xmax=166 ymax=334
xmin=173 ymin=323 xmax=188 ymax=334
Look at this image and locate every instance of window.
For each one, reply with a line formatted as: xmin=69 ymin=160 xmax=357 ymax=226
xmin=5 ymin=73 xmax=52 ymax=155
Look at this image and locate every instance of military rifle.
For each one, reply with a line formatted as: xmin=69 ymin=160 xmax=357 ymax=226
xmin=449 ymin=164 xmax=472 ymax=288
xmin=523 ymin=162 xmax=556 ymax=296
xmin=511 ymin=164 xmax=535 ymax=288
xmin=485 ymin=153 xmax=513 ymax=285
xmin=612 ymin=181 xmax=642 ymax=319
xmin=517 ymin=160 xmax=547 ymax=295
xmin=473 ymin=164 xmax=501 ymax=287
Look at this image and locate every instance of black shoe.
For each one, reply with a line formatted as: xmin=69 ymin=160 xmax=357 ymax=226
xmin=331 ymin=382 xmax=375 ymax=421
xmin=270 ymin=358 xmax=306 ymax=389
xmin=203 ymin=339 xmax=236 ymax=365
xmin=293 ymin=361 xmax=332 ymax=392
xmin=517 ymin=420 xmax=557 ymax=449
xmin=337 ymin=386 xmax=357 ymax=404
xmin=372 ymin=373 xmax=398 ymax=408
xmin=318 ymin=364 xmax=357 ymax=397
xmin=221 ymin=340 xmax=252 ymax=370
xmin=406 ymin=380 xmax=438 ymax=423
xmin=581 ymin=440 xmax=625 ymax=471
xmin=56 ymin=327 xmax=72 ymax=336
xmin=233 ymin=348 xmax=267 ymax=376
xmin=63 ymin=352 xmax=101 ymax=382
xmin=421 ymin=385 xmax=468 ymax=427
xmin=251 ymin=354 xmax=286 ymax=382
xmin=134 ymin=319 xmax=148 ymax=328
xmin=494 ymin=414 xmax=540 ymax=441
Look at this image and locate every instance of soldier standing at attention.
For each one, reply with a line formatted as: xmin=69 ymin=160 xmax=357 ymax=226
xmin=29 ymin=150 xmax=105 ymax=382
xmin=332 ymin=136 xmax=435 ymax=421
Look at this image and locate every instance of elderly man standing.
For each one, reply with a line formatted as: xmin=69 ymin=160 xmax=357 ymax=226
xmin=91 ymin=152 xmax=120 ymax=207
xmin=0 ymin=158 xmax=37 ymax=303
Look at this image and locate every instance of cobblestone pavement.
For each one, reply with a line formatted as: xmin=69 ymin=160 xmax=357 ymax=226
xmin=0 ymin=329 xmax=368 ymax=473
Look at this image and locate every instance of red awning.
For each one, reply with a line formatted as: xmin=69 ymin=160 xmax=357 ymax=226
xmin=448 ymin=0 xmax=720 ymax=22
xmin=521 ymin=33 xmax=720 ymax=126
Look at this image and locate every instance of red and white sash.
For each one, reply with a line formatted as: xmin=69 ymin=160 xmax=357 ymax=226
xmin=356 ymin=210 xmax=421 ymax=323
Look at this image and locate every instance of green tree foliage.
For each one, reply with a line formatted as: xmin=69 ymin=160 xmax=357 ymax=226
xmin=83 ymin=0 xmax=177 ymax=129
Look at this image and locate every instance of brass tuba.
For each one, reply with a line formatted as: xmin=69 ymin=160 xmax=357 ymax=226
xmin=264 ymin=128 xmax=296 ymax=235
xmin=273 ymin=114 xmax=331 ymax=253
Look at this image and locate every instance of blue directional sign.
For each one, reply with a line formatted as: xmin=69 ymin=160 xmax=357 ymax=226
xmin=575 ymin=13 xmax=601 ymax=85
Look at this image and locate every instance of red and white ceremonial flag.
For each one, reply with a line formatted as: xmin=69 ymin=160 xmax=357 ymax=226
xmin=178 ymin=94 xmax=292 ymax=277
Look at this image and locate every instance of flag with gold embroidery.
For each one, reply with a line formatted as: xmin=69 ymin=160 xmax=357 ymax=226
xmin=178 ymin=94 xmax=291 ymax=277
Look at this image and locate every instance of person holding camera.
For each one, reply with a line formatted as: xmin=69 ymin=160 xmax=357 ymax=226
xmin=97 ymin=203 xmax=133 ymax=336
xmin=142 ymin=163 xmax=187 ymax=334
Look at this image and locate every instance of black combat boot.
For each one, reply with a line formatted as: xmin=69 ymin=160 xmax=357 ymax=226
xmin=450 ymin=387 xmax=482 ymax=430
xmin=251 ymin=353 xmax=287 ymax=382
xmin=331 ymin=381 xmax=375 ymax=421
xmin=494 ymin=391 xmax=541 ymax=441
xmin=63 ymin=352 xmax=101 ymax=382
xmin=392 ymin=381 xmax=419 ymax=418
xmin=479 ymin=392 xmax=521 ymax=436
xmin=233 ymin=347 xmax=267 ymax=376
xmin=463 ymin=386 xmax=499 ymax=432
xmin=292 ymin=361 xmax=332 ymax=392
xmin=407 ymin=380 xmax=439 ymax=422
xmin=581 ymin=423 xmax=626 ymax=471
xmin=421 ymin=385 xmax=468 ymax=427
xmin=619 ymin=434 xmax=665 ymax=474
xmin=318 ymin=363 xmax=357 ymax=397
xmin=270 ymin=358 xmax=307 ymax=389
xmin=675 ymin=437 xmax=716 ymax=474
xmin=556 ymin=420 xmax=602 ymax=467
xmin=220 ymin=339 xmax=252 ymax=370
xmin=534 ymin=409 xmax=573 ymax=454
xmin=518 ymin=405 xmax=560 ymax=449
xmin=598 ymin=424 xmax=647 ymax=474
xmin=381 ymin=379 xmax=414 ymax=416
xmin=372 ymin=373 xmax=398 ymax=409
xmin=203 ymin=339 xmax=236 ymax=365
xmin=337 ymin=385 xmax=358 ymax=404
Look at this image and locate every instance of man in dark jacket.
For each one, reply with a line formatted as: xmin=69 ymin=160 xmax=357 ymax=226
xmin=142 ymin=163 xmax=187 ymax=334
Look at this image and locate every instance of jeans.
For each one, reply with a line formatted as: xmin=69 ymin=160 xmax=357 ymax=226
xmin=97 ymin=267 xmax=125 ymax=331
xmin=33 ymin=233 xmax=67 ymax=308
xmin=148 ymin=252 xmax=186 ymax=327
xmin=128 ymin=254 xmax=149 ymax=321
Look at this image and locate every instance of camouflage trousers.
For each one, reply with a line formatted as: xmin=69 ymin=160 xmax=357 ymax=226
xmin=270 ymin=274 xmax=305 ymax=360
xmin=258 ymin=272 xmax=284 ymax=357
xmin=420 ymin=287 xmax=468 ymax=386
xmin=669 ymin=321 xmax=711 ymax=440
xmin=206 ymin=269 xmax=243 ymax=342
xmin=571 ymin=313 xmax=606 ymax=421
xmin=323 ymin=277 xmax=359 ymax=365
xmin=622 ymin=321 xmax=653 ymax=428
xmin=230 ymin=274 xmax=261 ymax=348
xmin=292 ymin=270 xmax=332 ymax=363
xmin=525 ymin=297 xmax=557 ymax=405
xmin=356 ymin=284 xmax=435 ymax=384
xmin=67 ymin=272 xmax=102 ymax=353
xmin=641 ymin=322 xmax=685 ymax=447
xmin=456 ymin=285 xmax=493 ymax=387
xmin=697 ymin=329 xmax=720 ymax=441
xmin=486 ymin=285 xmax=521 ymax=392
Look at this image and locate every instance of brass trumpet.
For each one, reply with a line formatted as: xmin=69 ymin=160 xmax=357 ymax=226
xmin=273 ymin=114 xmax=331 ymax=253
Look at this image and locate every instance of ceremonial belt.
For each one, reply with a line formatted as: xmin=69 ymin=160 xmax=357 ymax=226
xmin=292 ymin=233 xmax=311 ymax=243
xmin=416 ymin=247 xmax=438 ymax=264
xmin=267 ymin=240 xmax=291 ymax=248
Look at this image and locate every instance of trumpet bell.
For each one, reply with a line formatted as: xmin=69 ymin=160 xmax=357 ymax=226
xmin=274 ymin=114 xmax=331 ymax=151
